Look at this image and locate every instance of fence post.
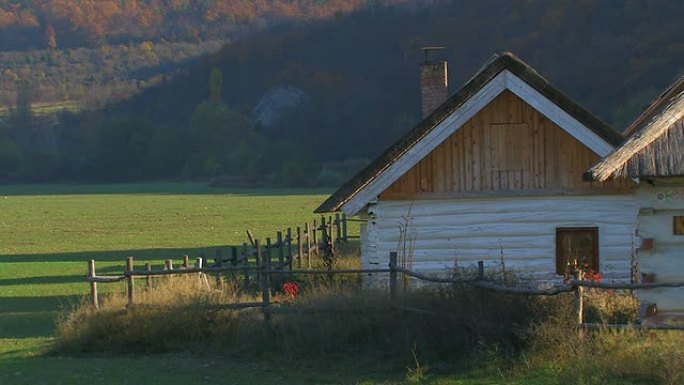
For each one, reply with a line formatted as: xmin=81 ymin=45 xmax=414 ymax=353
xmin=88 ymin=259 xmax=99 ymax=309
xmin=311 ymin=220 xmax=318 ymax=255
xmin=242 ymin=243 xmax=250 ymax=287
xmin=329 ymin=218 xmax=335 ymax=255
xmin=321 ymin=216 xmax=327 ymax=246
xmin=125 ymin=256 xmax=135 ymax=307
xmin=286 ymin=228 xmax=293 ymax=271
xmin=215 ymin=248 xmax=223 ymax=288
xmin=196 ymin=256 xmax=210 ymax=289
xmin=164 ymin=259 xmax=173 ymax=283
xmin=574 ymin=270 xmax=584 ymax=330
xmin=329 ymin=216 xmax=333 ymax=246
xmin=246 ymin=230 xmax=256 ymax=248
xmin=145 ymin=262 xmax=152 ymax=290
xmin=478 ymin=261 xmax=484 ymax=280
xmin=342 ymin=213 xmax=348 ymax=242
xmin=255 ymin=239 xmax=262 ymax=284
xmin=261 ymin=242 xmax=271 ymax=322
xmin=231 ymin=246 xmax=238 ymax=281
xmin=335 ymin=213 xmax=341 ymax=243
xmin=305 ymin=222 xmax=312 ymax=268
xmin=277 ymin=231 xmax=284 ymax=268
xmin=195 ymin=256 xmax=203 ymax=278
xmin=266 ymin=237 xmax=272 ymax=264
xmin=296 ymin=226 xmax=303 ymax=269
xmin=182 ymin=255 xmax=189 ymax=269
xmin=321 ymin=217 xmax=327 ymax=260
xmin=389 ymin=252 xmax=397 ymax=303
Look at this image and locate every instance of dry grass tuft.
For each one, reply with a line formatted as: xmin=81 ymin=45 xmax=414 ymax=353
xmin=583 ymin=289 xmax=639 ymax=324
xmin=56 ymin=262 xmax=546 ymax=363
xmin=528 ymin=291 xmax=684 ymax=385
xmin=59 ymin=258 xmax=682 ymax=385
xmin=56 ymin=275 xmax=259 ymax=353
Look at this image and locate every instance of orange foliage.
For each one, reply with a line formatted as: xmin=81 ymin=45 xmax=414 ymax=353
xmin=0 ymin=0 xmax=410 ymax=45
xmin=0 ymin=9 xmax=13 ymax=29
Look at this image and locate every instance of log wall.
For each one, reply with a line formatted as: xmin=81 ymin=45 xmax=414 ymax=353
xmin=636 ymin=182 xmax=684 ymax=313
xmin=361 ymin=195 xmax=638 ymax=282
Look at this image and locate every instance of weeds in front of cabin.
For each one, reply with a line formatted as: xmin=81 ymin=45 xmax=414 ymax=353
xmin=57 ymin=249 xmax=682 ymax=385
xmin=529 ymin=313 xmax=684 ymax=385
xmin=405 ymin=345 xmax=429 ymax=383
xmin=57 ymin=258 xmax=546 ymax=365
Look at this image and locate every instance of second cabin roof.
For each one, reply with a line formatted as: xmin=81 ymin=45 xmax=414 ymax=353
xmin=586 ymin=76 xmax=684 ymax=182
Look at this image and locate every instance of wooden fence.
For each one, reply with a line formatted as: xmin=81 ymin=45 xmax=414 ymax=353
xmin=241 ymin=212 xmax=353 ymax=270
xmin=86 ymin=213 xmax=355 ymax=309
xmin=86 ymin=250 xmax=684 ymax=329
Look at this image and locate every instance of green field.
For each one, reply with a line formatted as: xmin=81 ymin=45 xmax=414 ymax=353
xmin=0 ymin=182 xmax=562 ymax=384
xmin=0 ymin=183 xmax=390 ymax=384
xmin=0 ymin=183 xmax=333 ymax=333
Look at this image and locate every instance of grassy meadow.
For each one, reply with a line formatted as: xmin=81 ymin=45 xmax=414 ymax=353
xmin=0 ymin=182 xmax=332 ymax=335
xmin=2 ymin=182 xmax=681 ymax=385
xmin=0 ymin=183 xmax=401 ymax=384
xmin=0 ymin=182 xmax=558 ymax=384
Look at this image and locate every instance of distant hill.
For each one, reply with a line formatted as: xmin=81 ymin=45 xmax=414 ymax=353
xmin=0 ymin=40 xmax=223 ymax=109
xmin=1 ymin=0 xmax=683 ymax=185
xmin=124 ymin=0 xmax=684 ymax=153
xmin=0 ymin=0 xmax=412 ymax=110
xmin=0 ymin=0 xmax=412 ymax=50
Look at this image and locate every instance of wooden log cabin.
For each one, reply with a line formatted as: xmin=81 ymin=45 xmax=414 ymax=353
xmin=316 ymin=52 xmax=636 ymax=282
xmin=586 ymin=76 xmax=684 ymax=315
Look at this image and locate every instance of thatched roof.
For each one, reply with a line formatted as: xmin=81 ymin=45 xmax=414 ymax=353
xmin=315 ymin=51 xmax=622 ymax=214
xmin=585 ymin=76 xmax=684 ymax=182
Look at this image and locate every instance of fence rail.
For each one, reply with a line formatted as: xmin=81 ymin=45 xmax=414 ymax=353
xmin=85 ymin=250 xmax=684 ymax=329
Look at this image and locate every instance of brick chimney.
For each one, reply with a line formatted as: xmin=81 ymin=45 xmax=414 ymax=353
xmin=420 ymin=47 xmax=448 ymax=118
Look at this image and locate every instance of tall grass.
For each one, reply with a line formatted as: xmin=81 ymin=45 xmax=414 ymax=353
xmin=57 ymin=263 xmax=684 ymax=384
xmin=56 ymin=276 xmax=257 ymax=353
xmin=528 ymin=290 xmax=683 ymax=385
xmin=56 ymin=271 xmax=547 ymax=364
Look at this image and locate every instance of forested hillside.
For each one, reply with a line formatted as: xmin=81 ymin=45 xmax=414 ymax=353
xmin=0 ymin=40 xmax=223 ymax=108
xmin=0 ymin=0 xmax=411 ymax=109
xmin=0 ymin=0 xmax=682 ymax=185
xmin=0 ymin=0 xmax=411 ymax=50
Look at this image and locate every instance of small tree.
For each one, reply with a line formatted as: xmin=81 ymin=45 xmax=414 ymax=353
xmin=209 ymin=67 xmax=223 ymax=104
xmin=44 ymin=24 xmax=57 ymax=51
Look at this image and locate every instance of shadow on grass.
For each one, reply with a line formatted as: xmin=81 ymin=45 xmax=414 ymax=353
xmin=0 ymin=311 xmax=61 ymax=338
xmin=0 ymin=246 xmax=244 ymax=264
xmin=0 ymin=295 xmax=83 ymax=338
xmin=0 ymin=275 xmax=87 ymax=287
xmin=0 ymin=296 xmax=83 ymax=314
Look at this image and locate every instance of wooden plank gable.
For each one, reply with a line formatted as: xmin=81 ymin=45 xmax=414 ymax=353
xmin=381 ymin=91 xmax=631 ymax=199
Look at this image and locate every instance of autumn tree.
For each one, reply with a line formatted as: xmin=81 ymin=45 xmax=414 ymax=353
xmin=44 ymin=23 xmax=57 ymax=50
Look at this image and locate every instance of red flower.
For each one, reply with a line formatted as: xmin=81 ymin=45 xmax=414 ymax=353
xmin=584 ymin=270 xmax=602 ymax=283
xmin=283 ymin=282 xmax=300 ymax=300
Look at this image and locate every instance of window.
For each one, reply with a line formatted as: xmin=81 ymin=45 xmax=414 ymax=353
xmin=556 ymin=227 xmax=599 ymax=275
xmin=674 ymin=216 xmax=684 ymax=235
